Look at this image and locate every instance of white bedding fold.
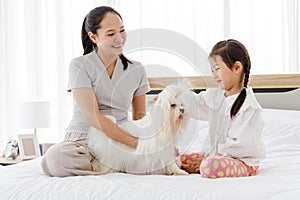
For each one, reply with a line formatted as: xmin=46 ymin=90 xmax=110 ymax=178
xmin=1 ymin=108 xmax=300 ymax=200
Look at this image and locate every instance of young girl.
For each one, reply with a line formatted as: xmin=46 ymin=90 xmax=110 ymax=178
xmin=180 ymin=39 xmax=266 ymax=178
xmin=41 ymin=6 xmax=150 ymax=177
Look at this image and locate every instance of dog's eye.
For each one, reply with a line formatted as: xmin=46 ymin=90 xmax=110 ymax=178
xmin=170 ymin=104 xmax=177 ymax=109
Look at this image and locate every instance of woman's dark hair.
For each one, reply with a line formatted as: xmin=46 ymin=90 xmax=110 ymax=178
xmin=209 ymin=39 xmax=251 ymax=118
xmin=81 ymin=6 xmax=132 ymax=70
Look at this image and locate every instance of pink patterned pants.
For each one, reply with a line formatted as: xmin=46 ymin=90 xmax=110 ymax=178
xmin=181 ymin=152 xmax=259 ymax=178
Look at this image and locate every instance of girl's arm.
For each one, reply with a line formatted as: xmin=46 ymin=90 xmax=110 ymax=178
xmin=182 ymin=90 xmax=209 ymax=121
xmin=72 ymin=88 xmax=138 ymax=148
xmin=131 ymin=94 xmax=146 ymax=120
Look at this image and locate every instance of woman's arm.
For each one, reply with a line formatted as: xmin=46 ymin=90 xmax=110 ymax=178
xmin=72 ymin=88 xmax=138 ymax=148
xmin=131 ymin=94 xmax=146 ymax=120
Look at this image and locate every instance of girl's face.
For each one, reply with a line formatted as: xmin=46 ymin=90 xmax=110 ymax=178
xmin=90 ymin=12 xmax=126 ymax=57
xmin=210 ymin=55 xmax=243 ymax=96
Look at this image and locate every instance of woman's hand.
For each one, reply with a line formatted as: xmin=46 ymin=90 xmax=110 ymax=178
xmin=181 ymin=158 xmax=202 ymax=174
xmin=128 ymin=136 xmax=138 ymax=148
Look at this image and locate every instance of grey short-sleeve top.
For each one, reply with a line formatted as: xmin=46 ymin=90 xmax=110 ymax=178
xmin=66 ymin=51 xmax=150 ymax=133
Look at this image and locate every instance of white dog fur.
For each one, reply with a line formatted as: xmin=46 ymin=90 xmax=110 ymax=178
xmin=87 ymin=84 xmax=189 ymax=175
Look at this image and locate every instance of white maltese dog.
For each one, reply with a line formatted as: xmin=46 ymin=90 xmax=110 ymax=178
xmin=88 ymin=84 xmax=189 ymax=175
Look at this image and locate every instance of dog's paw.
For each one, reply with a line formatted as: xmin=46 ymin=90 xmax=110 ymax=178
xmin=172 ymin=169 xmax=189 ymax=175
xmin=91 ymin=159 xmax=100 ymax=172
xmin=166 ymin=162 xmax=189 ymax=175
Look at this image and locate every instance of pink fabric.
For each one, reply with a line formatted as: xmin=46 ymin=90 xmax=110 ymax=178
xmin=181 ymin=153 xmax=258 ymax=178
xmin=200 ymin=155 xmax=258 ymax=178
xmin=181 ymin=152 xmax=205 ymax=165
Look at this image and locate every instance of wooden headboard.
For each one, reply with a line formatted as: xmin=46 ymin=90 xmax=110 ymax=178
xmin=147 ymin=74 xmax=300 ymax=110
xmin=148 ymin=74 xmax=300 ymax=90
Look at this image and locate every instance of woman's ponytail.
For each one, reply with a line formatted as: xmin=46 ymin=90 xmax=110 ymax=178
xmin=81 ymin=16 xmax=96 ymax=55
xmin=119 ymin=54 xmax=132 ymax=70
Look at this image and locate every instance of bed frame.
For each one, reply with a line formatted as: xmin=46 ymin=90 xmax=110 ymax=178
xmin=147 ymin=74 xmax=300 ymax=110
xmin=1 ymin=74 xmax=299 ymax=200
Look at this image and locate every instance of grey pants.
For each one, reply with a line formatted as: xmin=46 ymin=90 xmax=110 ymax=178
xmin=41 ymin=133 xmax=101 ymax=177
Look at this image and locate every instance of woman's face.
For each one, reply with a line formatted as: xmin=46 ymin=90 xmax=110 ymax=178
xmin=92 ymin=12 xmax=126 ymax=57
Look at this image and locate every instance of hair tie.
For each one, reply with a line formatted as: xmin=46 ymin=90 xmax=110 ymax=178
xmin=243 ymin=86 xmax=247 ymax=90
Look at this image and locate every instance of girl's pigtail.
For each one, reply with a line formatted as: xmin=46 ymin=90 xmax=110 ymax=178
xmin=230 ymin=87 xmax=247 ymax=118
xmin=230 ymin=59 xmax=250 ymax=118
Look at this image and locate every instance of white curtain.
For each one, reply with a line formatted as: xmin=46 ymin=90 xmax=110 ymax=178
xmin=0 ymin=0 xmax=109 ymax=151
xmin=117 ymin=0 xmax=300 ymax=75
xmin=0 ymin=0 xmax=299 ymax=152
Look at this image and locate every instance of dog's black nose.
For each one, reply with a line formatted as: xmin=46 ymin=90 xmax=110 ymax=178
xmin=180 ymin=108 xmax=184 ymax=113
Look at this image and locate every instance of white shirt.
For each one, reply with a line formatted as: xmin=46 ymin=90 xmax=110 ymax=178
xmin=66 ymin=51 xmax=150 ymax=133
xmin=183 ymin=88 xmax=266 ymax=166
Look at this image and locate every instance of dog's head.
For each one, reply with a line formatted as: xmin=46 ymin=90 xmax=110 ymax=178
xmin=152 ymin=84 xmax=189 ymax=134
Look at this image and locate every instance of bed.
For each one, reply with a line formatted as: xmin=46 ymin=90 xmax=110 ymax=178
xmin=1 ymin=74 xmax=300 ymax=200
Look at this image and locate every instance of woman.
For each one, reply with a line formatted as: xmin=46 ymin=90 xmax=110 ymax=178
xmin=41 ymin=6 xmax=150 ymax=177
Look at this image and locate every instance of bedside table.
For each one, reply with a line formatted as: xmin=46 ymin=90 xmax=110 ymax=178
xmin=0 ymin=156 xmax=22 ymax=166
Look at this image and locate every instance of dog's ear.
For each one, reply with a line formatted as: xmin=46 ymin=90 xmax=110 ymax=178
xmin=153 ymin=92 xmax=170 ymax=114
xmin=149 ymin=103 xmax=170 ymax=134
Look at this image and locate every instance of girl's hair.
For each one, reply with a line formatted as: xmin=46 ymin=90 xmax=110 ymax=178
xmin=81 ymin=6 xmax=132 ymax=70
xmin=209 ymin=39 xmax=251 ymax=118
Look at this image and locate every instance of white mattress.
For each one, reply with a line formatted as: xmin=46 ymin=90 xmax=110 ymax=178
xmin=1 ymin=109 xmax=300 ymax=200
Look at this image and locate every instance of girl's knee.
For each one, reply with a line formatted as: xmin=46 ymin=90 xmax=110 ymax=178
xmin=200 ymin=157 xmax=223 ymax=178
xmin=200 ymin=156 xmax=251 ymax=178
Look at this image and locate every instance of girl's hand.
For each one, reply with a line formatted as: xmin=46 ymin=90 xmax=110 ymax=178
xmin=174 ymin=147 xmax=179 ymax=157
xmin=181 ymin=158 xmax=202 ymax=174
xmin=148 ymin=95 xmax=158 ymax=105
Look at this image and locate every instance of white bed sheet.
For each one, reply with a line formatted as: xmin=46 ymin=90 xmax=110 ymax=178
xmin=1 ymin=109 xmax=300 ymax=200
